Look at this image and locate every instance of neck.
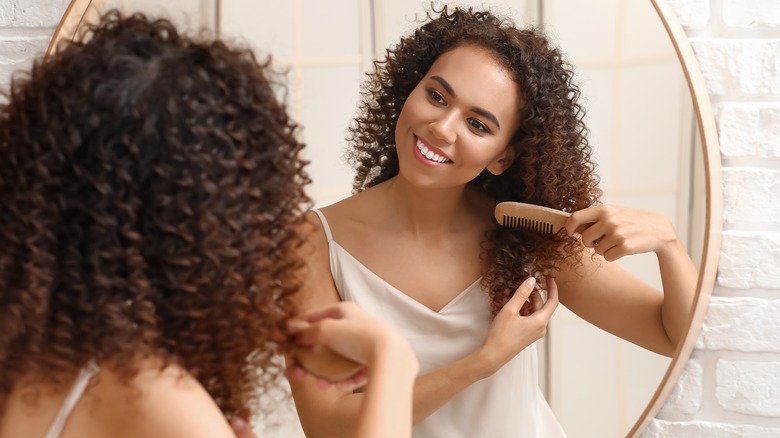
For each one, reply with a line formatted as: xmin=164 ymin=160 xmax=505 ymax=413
xmin=379 ymin=177 xmax=478 ymax=236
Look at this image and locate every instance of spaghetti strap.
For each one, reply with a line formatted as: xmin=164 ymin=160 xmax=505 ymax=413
xmin=44 ymin=360 xmax=100 ymax=438
xmin=312 ymin=209 xmax=334 ymax=242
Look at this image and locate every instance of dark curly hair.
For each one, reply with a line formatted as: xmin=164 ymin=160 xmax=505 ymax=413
xmin=0 ymin=11 xmax=310 ymax=418
xmin=346 ymin=6 xmax=601 ymax=313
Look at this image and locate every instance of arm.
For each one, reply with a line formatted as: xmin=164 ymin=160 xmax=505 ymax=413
xmin=560 ymin=205 xmax=697 ymax=356
xmin=289 ymin=213 xmax=558 ymax=437
xmin=289 ymin=302 xmax=419 ymax=438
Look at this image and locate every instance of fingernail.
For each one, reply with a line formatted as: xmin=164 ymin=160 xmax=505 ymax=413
xmin=525 ymin=277 xmax=536 ymax=287
xmin=231 ymin=417 xmax=247 ymax=432
xmin=287 ymin=320 xmax=305 ymax=332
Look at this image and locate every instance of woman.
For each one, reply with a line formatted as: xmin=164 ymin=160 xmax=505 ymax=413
xmin=0 ymin=11 xmax=417 ymax=438
xmin=289 ymin=6 xmax=697 ymax=437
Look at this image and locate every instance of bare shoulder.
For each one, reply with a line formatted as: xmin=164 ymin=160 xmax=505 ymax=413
xmin=319 ymin=184 xmax=399 ymax=238
xmin=84 ymin=359 xmax=234 ymax=438
xmin=320 ymin=190 xmax=374 ymax=220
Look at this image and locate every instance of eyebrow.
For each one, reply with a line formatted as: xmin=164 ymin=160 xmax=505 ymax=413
xmin=430 ymin=75 xmax=501 ymax=129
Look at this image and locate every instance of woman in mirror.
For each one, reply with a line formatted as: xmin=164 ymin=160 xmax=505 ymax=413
xmin=0 ymin=11 xmax=418 ymax=438
xmin=289 ymin=6 xmax=698 ymax=437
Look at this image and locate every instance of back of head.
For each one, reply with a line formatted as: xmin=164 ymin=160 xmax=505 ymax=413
xmin=0 ymin=11 xmax=309 ymax=416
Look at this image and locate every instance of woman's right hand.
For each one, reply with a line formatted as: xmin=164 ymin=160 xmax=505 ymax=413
xmin=479 ymin=277 xmax=559 ymax=373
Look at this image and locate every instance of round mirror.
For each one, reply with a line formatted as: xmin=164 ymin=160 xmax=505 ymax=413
xmin=49 ymin=1 xmax=721 ymax=437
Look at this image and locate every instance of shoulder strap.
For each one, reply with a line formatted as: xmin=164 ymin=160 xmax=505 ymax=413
xmin=312 ymin=209 xmax=334 ymax=242
xmin=44 ymin=360 xmax=100 ymax=438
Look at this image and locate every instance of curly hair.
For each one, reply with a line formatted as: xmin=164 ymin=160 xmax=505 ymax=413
xmin=0 ymin=11 xmax=310 ymax=418
xmin=346 ymin=6 xmax=601 ymax=313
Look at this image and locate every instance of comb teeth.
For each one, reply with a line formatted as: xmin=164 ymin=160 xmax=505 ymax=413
xmin=501 ymin=215 xmax=555 ymax=234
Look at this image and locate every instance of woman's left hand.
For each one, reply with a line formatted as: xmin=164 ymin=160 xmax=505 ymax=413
xmin=564 ymin=205 xmax=679 ymax=262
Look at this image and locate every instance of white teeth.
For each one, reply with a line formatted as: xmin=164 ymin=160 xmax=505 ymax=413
xmin=416 ymin=139 xmax=450 ymax=163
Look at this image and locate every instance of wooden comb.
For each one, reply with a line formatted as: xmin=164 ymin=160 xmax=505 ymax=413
xmin=290 ymin=344 xmax=364 ymax=382
xmin=494 ymin=201 xmax=588 ymax=234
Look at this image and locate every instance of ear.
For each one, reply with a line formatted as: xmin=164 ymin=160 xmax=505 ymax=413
xmin=486 ymin=145 xmax=517 ymax=176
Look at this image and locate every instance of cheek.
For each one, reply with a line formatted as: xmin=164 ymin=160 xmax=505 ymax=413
xmin=461 ymin=142 xmax=508 ymax=167
xmin=400 ymin=86 xmax=435 ymax=120
xmin=394 ymin=101 xmax=415 ymax=136
xmin=398 ymin=99 xmax=423 ymax=124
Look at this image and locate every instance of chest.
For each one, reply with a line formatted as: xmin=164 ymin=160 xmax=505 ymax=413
xmin=336 ymin=230 xmax=484 ymax=313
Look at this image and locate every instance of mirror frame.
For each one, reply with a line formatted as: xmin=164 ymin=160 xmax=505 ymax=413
xmin=46 ymin=0 xmax=102 ymax=57
xmin=46 ymin=1 xmax=723 ymax=436
xmin=627 ymin=0 xmax=722 ymax=436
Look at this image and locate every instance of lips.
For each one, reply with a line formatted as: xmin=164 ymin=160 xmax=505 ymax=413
xmin=415 ymin=137 xmax=452 ymax=164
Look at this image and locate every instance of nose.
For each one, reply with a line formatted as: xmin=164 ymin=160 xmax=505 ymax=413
xmin=429 ymin=110 xmax=457 ymax=145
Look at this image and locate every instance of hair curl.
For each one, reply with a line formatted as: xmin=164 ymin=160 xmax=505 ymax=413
xmin=0 ymin=11 xmax=310 ymax=418
xmin=346 ymin=6 xmax=601 ymax=313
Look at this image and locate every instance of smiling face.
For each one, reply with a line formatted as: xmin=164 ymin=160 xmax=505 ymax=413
xmin=394 ymin=44 xmax=522 ymax=190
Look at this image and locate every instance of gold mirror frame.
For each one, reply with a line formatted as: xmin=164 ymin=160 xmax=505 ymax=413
xmin=46 ymin=1 xmax=723 ymax=436
xmin=46 ymin=0 xmax=103 ymax=57
xmin=627 ymin=0 xmax=722 ymax=436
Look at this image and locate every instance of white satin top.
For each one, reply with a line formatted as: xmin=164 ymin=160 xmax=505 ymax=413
xmin=313 ymin=210 xmax=566 ymax=438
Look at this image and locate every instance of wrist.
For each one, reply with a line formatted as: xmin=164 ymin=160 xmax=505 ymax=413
xmin=654 ymin=216 xmax=683 ymax=254
xmin=656 ymin=234 xmax=686 ymax=259
xmin=370 ymin=330 xmax=419 ymax=376
xmin=470 ymin=347 xmax=501 ymax=379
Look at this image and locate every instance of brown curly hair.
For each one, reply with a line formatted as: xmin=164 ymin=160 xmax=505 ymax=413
xmin=0 ymin=11 xmax=310 ymax=418
xmin=346 ymin=6 xmax=601 ymax=313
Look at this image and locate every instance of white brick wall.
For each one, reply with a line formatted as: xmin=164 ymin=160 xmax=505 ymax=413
xmin=722 ymin=0 xmax=780 ymax=28
xmin=716 ymin=104 xmax=780 ymax=159
xmin=3 ymin=0 xmax=780 ymax=437
xmin=644 ymin=420 xmax=780 ymax=438
xmin=691 ymin=40 xmax=780 ymax=95
xmin=716 ymin=360 xmax=780 ymax=416
xmin=0 ymin=0 xmax=67 ymax=92
xmin=699 ymin=297 xmax=780 ymax=350
xmin=660 ymin=358 xmax=704 ymax=416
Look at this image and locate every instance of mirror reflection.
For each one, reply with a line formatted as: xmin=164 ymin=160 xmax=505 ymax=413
xmin=219 ymin=2 xmax=704 ymax=437
xmin=47 ymin=1 xmax=706 ymax=438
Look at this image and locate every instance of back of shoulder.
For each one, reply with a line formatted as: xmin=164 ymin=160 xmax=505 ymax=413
xmin=296 ymin=210 xmax=342 ymax=308
xmin=83 ymin=361 xmax=234 ymax=438
xmin=298 ymin=210 xmax=333 ymax=267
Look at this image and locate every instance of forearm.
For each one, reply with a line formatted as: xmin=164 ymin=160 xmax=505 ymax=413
xmin=657 ymin=237 xmax=698 ymax=346
xmin=410 ymin=349 xmax=494 ymax=423
xmin=296 ymin=348 xmax=494 ymax=437
xmin=354 ymin=341 xmax=418 ymax=438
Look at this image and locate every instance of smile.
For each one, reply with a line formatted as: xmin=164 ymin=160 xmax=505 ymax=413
xmin=416 ymin=138 xmax=452 ymax=164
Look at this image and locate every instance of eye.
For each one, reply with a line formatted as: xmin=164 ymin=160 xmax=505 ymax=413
xmin=468 ymin=118 xmax=490 ymax=133
xmin=427 ymin=88 xmax=445 ymax=105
